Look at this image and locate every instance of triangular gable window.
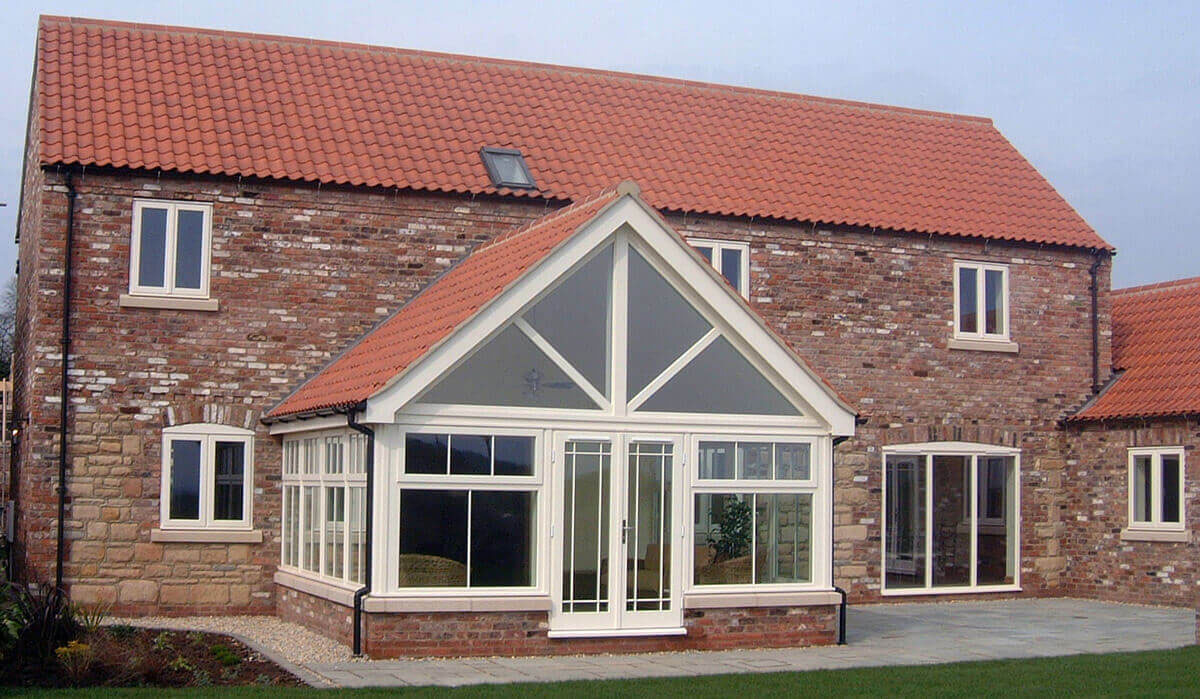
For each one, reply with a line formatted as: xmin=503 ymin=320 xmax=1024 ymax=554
xmin=636 ymin=336 xmax=800 ymax=415
xmin=413 ymin=232 xmax=804 ymax=418
xmin=418 ymin=324 xmax=602 ymax=409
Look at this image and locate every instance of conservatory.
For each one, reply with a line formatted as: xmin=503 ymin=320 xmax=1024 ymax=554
xmin=267 ymin=185 xmax=857 ymax=648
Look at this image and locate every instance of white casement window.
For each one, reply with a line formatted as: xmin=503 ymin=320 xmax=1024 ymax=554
xmin=395 ymin=430 xmax=539 ymax=590
xmin=691 ymin=438 xmax=820 ymax=588
xmin=130 ymin=199 xmax=214 ymax=298
xmin=160 ymin=424 xmax=254 ymax=530
xmin=953 ymin=261 xmax=1009 ymax=341
xmin=281 ymin=431 xmax=369 ymax=585
xmin=689 ymin=239 xmax=750 ymax=298
xmin=1128 ymin=448 xmax=1186 ymax=531
xmin=881 ymin=442 xmax=1020 ymax=595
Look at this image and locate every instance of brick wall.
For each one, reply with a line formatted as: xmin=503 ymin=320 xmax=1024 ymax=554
xmin=278 ymin=585 xmax=835 ymax=658
xmin=11 ymin=166 xmax=1110 ymax=614
xmin=1062 ymin=418 xmax=1199 ymax=608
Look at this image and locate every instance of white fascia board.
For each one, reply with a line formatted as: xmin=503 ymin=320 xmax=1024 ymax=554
xmin=363 ymin=198 xmax=634 ymax=423
xmin=883 ymin=441 xmax=1022 ymax=455
xmin=267 ymin=414 xmax=349 ymax=435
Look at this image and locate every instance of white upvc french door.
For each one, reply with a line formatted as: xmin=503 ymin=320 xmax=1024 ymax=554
xmin=550 ymin=432 xmax=683 ymax=635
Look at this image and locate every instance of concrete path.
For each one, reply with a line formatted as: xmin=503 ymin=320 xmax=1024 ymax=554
xmin=303 ymin=599 xmax=1196 ymax=688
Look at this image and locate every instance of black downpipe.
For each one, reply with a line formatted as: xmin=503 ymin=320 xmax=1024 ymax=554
xmin=831 ymin=434 xmax=850 ymax=645
xmin=1088 ymin=253 xmax=1103 ymax=394
xmin=55 ymin=172 xmax=77 ymax=592
xmin=347 ymin=408 xmax=375 ymax=657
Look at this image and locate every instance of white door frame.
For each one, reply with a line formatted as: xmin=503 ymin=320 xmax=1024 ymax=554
xmin=549 ymin=431 xmax=685 ymax=635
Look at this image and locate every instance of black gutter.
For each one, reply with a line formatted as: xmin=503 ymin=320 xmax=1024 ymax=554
xmin=346 ymin=407 xmax=374 ymax=657
xmin=831 ymin=433 xmax=850 ymax=645
xmin=55 ymin=171 xmax=77 ymax=592
xmin=1089 ymin=253 xmax=1103 ymax=394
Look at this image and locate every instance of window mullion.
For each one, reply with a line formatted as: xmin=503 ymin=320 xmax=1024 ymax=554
xmin=163 ymin=204 xmax=179 ymax=295
xmin=1151 ymin=454 xmax=1163 ymax=525
xmin=975 ymin=266 xmax=986 ymax=338
xmin=969 ymin=455 xmax=978 ymax=588
xmin=924 ymin=454 xmax=933 ymax=590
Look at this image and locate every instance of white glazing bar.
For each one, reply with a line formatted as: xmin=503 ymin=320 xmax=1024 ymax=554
xmin=595 ymin=447 xmax=604 ymax=608
xmin=567 ymin=449 xmax=577 ymax=610
xmin=969 ymin=455 xmax=978 ymax=588
xmin=658 ymin=447 xmax=667 ymax=609
xmin=924 ymin=454 xmax=933 ymax=590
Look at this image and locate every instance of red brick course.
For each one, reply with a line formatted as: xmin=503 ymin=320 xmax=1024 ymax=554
xmin=278 ymin=585 xmax=835 ymax=658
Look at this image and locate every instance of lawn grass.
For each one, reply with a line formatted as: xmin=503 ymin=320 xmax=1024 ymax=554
xmin=3 ymin=645 xmax=1198 ymax=697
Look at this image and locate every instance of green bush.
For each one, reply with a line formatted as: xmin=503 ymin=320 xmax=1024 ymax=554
xmin=0 ymin=582 xmax=83 ymax=664
xmin=209 ymin=643 xmax=241 ymax=667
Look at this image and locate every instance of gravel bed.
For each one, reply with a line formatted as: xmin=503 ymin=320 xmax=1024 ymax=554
xmin=106 ymin=615 xmax=353 ymax=666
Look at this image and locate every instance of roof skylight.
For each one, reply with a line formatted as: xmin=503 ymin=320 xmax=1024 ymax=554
xmin=481 ymin=147 xmax=537 ymax=189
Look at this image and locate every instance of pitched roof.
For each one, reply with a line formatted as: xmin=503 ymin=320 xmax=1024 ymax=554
xmin=267 ymin=183 xmax=626 ymax=418
xmin=1073 ymin=276 xmax=1200 ymax=421
xmin=36 ymin=15 xmax=1111 ymax=251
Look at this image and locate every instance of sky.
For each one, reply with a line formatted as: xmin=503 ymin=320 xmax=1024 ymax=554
xmin=0 ymin=1 xmax=1196 ymax=288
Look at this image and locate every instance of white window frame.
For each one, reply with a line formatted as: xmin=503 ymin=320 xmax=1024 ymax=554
xmin=952 ymin=260 xmax=1010 ymax=342
xmin=688 ymin=434 xmax=828 ymax=592
xmin=386 ymin=426 xmax=543 ymax=595
xmin=880 ymin=442 xmax=1021 ymax=596
xmin=280 ymin=429 xmax=369 ymax=588
xmin=129 ymin=199 xmax=214 ymax=299
xmin=160 ymin=423 xmax=254 ymax=531
xmin=687 ymin=239 xmax=750 ymax=299
xmin=1127 ymin=447 xmax=1186 ymax=532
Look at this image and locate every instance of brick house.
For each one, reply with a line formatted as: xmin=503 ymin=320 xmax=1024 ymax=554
xmin=7 ymin=16 xmax=1193 ymax=657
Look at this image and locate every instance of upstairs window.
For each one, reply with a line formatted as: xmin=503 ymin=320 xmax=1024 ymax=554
xmin=954 ymin=261 xmax=1009 ymax=341
xmin=1128 ymin=448 xmax=1185 ymax=531
xmin=480 ymin=147 xmax=537 ymax=189
xmin=161 ymin=424 xmax=253 ymax=530
xmin=690 ymin=240 xmax=749 ymax=298
xmin=130 ymin=200 xmax=213 ymax=298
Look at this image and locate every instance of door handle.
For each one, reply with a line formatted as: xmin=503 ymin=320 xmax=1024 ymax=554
xmin=621 ymin=519 xmax=633 ymax=545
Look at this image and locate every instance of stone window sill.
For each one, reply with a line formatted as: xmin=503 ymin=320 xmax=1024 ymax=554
xmin=684 ymin=590 xmax=843 ymax=608
xmin=1120 ymin=528 xmax=1189 ymax=543
xmin=119 ymin=294 xmax=219 ymax=312
xmin=949 ymin=337 xmax=1019 ymax=353
xmin=150 ymin=528 xmax=262 ymax=543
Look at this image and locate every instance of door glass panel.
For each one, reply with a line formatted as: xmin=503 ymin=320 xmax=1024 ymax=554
xmin=137 ymin=206 xmax=168 ymax=288
xmin=1161 ymin=455 xmax=1181 ymax=523
xmin=755 ymin=493 xmax=812 ymax=584
xmin=523 ymin=244 xmax=612 ymax=397
xmin=626 ymin=247 xmax=711 ymax=397
xmin=174 ymin=209 xmax=205 ymax=290
xmin=638 ymin=336 xmax=800 ymax=415
xmin=885 ymin=456 xmax=925 ymax=589
xmin=626 ymin=442 xmax=672 ymax=612
xmin=931 ymin=455 xmax=970 ymax=587
xmin=976 ymin=457 xmax=1015 ymax=585
xmin=418 ymin=325 xmax=600 ymax=409
xmin=562 ymin=441 xmax=611 ymax=612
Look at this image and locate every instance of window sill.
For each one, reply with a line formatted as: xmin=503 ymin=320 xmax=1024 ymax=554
xmin=684 ymin=590 xmax=842 ymax=608
xmin=119 ymin=294 xmax=219 ymax=312
xmin=363 ymin=594 xmax=552 ymax=614
xmin=150 ymin=528 xmax=262 ymax=543
xmin=949 ymin=337 xmax=1019 ymax=353
xmin=275 ymin=570 xmax=360 ymax=607
xmin=881 ymin=584 xmax=1021 ymax=597
xmin=1121 ymin=528 xmax=1189 ymax=543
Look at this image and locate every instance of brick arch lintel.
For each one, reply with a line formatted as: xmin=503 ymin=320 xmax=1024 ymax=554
xmin=162 ymin=402 xmax=258 ymax=431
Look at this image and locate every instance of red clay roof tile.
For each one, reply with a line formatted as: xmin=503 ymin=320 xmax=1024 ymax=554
xmin=36 ymin=15 xmax=1110 ymax=250
xmin=267 ymin=184 xmax=626 ymax=418
xmin=1073 ymin=276 xmax=1200 ymax=421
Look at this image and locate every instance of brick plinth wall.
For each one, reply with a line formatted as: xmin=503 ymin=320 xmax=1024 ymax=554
xmin=278 ymin=585 xmax=835 ymax=658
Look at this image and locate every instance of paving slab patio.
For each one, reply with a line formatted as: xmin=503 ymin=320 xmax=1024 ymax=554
xmin=299 ymin=599 xmax=1194 ymax=688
